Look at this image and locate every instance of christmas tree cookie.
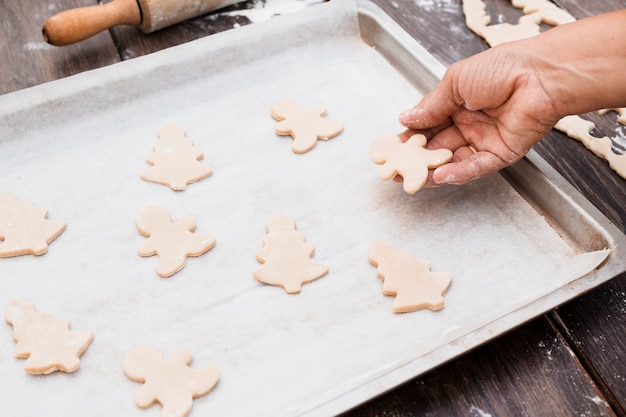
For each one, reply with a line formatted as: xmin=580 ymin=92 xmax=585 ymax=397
xmin=368 ymin=241 xmax=452 ymax=313
xmin=5 ymin=300 xmax=93 ymax=374
xmin=0 ymin=193 xmax=65 ymax=257
xmin=141 ymin=124 xmax=213 ymax=191
xmin=254 ymin=213 xmax=328 ymax=293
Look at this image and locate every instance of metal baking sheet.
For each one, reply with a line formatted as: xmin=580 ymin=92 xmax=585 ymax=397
xmin=0 ymin=1 xmax=625 ymax=416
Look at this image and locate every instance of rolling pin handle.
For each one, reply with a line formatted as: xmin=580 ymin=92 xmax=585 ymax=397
xmin=42 ymin=0 xmax=141 ymax=46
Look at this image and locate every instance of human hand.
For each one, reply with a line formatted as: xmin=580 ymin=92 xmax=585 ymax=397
xmin=398 ymin=44 xmax=562 ymax=186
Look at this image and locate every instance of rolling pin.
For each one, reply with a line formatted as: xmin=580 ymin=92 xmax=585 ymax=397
xmin=43 ymin=0 xmax=243 ymax=46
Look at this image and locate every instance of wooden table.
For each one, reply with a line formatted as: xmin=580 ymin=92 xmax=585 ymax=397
xmin=2 ymin=0 xmax=625 ymax=415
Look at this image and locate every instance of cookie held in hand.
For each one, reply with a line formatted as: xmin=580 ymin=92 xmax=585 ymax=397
xmin=369 ymin=133 xmax=452 ymax=193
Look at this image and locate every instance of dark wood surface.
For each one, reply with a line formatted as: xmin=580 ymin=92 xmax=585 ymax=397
xmin=2 ymin=0 xmax=625 ymax=415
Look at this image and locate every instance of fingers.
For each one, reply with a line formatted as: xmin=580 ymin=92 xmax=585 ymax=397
xmin=431 ymin=151 xmax=509 ymax=185
xmin=399 ymin=71 xmax=462 ymax=130
xmin=394 ymin=147 xmax=493 ymax=188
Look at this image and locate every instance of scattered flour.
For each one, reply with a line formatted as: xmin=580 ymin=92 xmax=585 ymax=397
xmin=469 ymin=405 xmax=493 ymax=417
xmin=22 ymin=42 xmax=53 ymax=51
xmin=586 ymin=395 xmax=609 ymax=407
xmin=222 ymin=0 xmax=324 ymax=22
xmin=411 ymin=0 xmax=459 ymax=14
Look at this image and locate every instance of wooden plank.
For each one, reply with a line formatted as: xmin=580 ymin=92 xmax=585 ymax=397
xmin=342 ymin=317 xmax=615 ymax=416
xmin=371 ymin=0 xmax=487 ymax=65
xmin=553 ymin=279 xmax=626 ymax=415
xmin=0 ymin=0 xmax=121 ymax=95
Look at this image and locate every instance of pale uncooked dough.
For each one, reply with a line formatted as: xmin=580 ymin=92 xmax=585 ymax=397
xmin=271 ymin=98 xmax=344 ymax=154
xmin=368 ymin=241 xmax=452 ymax=314
xmin=136 ymin=205 xmax=216 ymax=277
xmin=463 ymin=0 xmax=574 ymax=47
xmin=368 ymin=133 xmax=452 ymax=193
xmin=141 ymin=124 xmax=213 ymax=191
xmin=5 ymin=300 xmax=93 ymax=374
xmin=123 ymin=346 xmax=219 ymax=417
xmin=599 ymin=108 xmax=626 ymax=125
xmin=555 ymin=116 xmax=626 ymax=175
xmin=0 ymin=193 xmax=66 ymax=257
xmin=254 ymin=213 xmax=328 ymax=293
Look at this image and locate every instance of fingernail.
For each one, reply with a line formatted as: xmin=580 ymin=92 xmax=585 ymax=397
xmin=433 ymin=167 xmax=458 ymax=185
xmin=399 ymin=107 xmax=421 ymax=124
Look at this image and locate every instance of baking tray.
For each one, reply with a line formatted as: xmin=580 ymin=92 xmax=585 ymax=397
xmin=0 ymin=0 xmax=625 ymax=416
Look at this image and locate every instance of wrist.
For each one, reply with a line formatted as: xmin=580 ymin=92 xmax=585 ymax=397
xmin=522 ymin=9 xmax=626 ymax=117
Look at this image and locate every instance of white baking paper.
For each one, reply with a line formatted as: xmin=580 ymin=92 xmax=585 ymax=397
xmin=0 ymin=0 xmax=611 ymax=415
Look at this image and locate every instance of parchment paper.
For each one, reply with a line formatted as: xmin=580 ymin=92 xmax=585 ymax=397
xmin=0 ymin=0 xmax=610 ymax=415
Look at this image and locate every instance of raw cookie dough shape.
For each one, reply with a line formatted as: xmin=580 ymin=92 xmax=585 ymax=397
xmin=123 ymin=346 xmax=219 ymax=417
xmin=462 ymin=0 xmax=626 ymax=179
xmin=271 ymin=98 xmax=344 ymax=154
xmin=599 ymin=108 xmax=626 ymax=126
xmin=555 ymin=116 xmax=626 ymax=176
xmin=369 ymin=133 xmax=452 ymax=193
xmin=462 ymin=0 xmax=575 ymax=46
xmin=0 ymin=192 xmax=66 ymax=257
xmin=141 ymin=124 xmax=213 ymax=191
xmin=137 ymin=205 xmax=216 ymax=277
xmin=254 ymin=213 xmax=329 ymax=293
xmin=5 ymin=300 xmax=93 ymax=374
xmin=368 ymin=241 xmax=452 ymax=313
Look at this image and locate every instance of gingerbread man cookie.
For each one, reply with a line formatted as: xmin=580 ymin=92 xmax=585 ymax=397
xmin=271 ymin=98 xmax=343 ymax=153
xmin=123 ymin=346 xmax=219 ymax=417
xmin=5 ymin=300 xmax=93 ymax=374
xmin=255 ymin=213 xmax=328 ymax=293
xmin=0 ymin=193 xmax=65 ymax=257
xmin=368 ymin=133 xmax=452 ymax=193
xmin=368 ymin=241 xmax=452 ymax=313
xmin=141 ymin=124 xmax=213 ymax=191
xmin=136 ymin=206 xmax=216 ymax=277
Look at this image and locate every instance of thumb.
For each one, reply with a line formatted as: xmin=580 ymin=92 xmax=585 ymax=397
xmin=399 ymin=74 xmax=462 ymax=130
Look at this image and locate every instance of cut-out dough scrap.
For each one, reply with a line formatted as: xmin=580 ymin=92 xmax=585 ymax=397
xmin=599 ymin=108 xmax=626 ymax=125
xmin=369 ymin=133 xmax=452 ymax=193
xmin=555 ymin=116 xmax=626 ymax=177
xmin=141 ymin=124 xmax=213 ymax=191
xmin=271 ymin=98 xmax=344 ymax=153
xmin=511 ymin=0 xmax=576 ymax=26
xmin=137 ymin=205 xmax=216 ymax=277
xmin=5 ymin=300 xmax=93 ymax=374
xmin=368 ymin=241 xmax=452 ymax=314
xmin=123 ymin=346 xmax=219 ymax=417
xmin=254 ymin=213 xmax=329 ymax=293
xmin=0 ymin=193 xmax=66 ymax=257
xmin=463 ymin=0 xmax=574 ymax=47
